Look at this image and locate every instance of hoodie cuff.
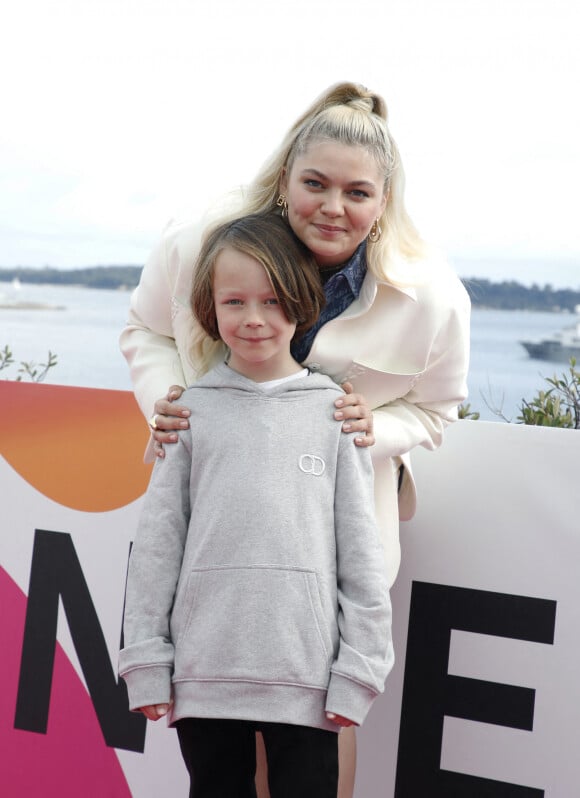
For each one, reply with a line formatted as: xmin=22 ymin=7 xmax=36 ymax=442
xmin=121 ymin=665 xmax=172 ymax=711
xmin=325 ymin=671 xmax=378 ymax=727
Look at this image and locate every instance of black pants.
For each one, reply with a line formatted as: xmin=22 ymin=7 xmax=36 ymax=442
xmin=175 ymin=717 xmax=338 ymax=798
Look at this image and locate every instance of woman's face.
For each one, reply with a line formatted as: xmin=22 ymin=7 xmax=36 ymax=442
xmin=280 ymin=141 xmax=387 ymax=268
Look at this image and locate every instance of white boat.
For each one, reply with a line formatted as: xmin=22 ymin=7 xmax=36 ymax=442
xmin=520 ymin=315 xmax=580 ymax=363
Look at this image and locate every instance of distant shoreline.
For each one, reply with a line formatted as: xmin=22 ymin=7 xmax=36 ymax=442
xmin=1 ymin=267 xmax=580 ymax=312
xmin=0 ymin=300 xmax=66 ymax=310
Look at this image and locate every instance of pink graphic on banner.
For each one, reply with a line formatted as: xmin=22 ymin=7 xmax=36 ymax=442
xmin=1 ymin=566 xmax=132 ymax=796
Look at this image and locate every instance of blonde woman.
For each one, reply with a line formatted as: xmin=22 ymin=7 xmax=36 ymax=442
xmin=121 ymin=81 xmax=470 ymax=797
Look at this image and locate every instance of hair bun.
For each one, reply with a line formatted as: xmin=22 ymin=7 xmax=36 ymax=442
xmin=346 ymin=95 xmax=375 ymax=114
xmin=332 ymin=82 xmax=388 ymax=120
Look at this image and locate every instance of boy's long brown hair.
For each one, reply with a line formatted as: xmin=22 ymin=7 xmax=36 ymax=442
xmin=191 ymin=213 xmax=326 ymax=342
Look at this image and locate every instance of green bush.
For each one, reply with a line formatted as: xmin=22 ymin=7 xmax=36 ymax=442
xmin=460 ymin=358 xmax=580 ymax=429
xmin=457 ymin=403 xmax=480 ymax=421
xmin=516 ymin=358 xmax=579 ymax=428
xmin=0 ymin=345 xmax=58 ymax=383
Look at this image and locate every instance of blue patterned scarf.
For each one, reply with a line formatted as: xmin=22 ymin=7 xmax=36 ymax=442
xmin=291 ymin=241 xmax=367 ymax=363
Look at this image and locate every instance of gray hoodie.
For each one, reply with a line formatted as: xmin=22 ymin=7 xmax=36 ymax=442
xmin=119 ymin=363 xmax=393 ymax=732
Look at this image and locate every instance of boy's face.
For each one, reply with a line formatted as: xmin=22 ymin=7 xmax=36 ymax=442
xmin=213 ymin=247 xmax=298 ymax=382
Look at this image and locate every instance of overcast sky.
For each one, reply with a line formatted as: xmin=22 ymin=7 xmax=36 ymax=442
xmin=1 ymin=0 xmax=579 ymax=286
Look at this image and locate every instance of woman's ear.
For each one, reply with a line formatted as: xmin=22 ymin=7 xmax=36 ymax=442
xmin=279 ymin=167 xmax=288 ymax=195
xmin=380 ymin=187 xmax=389 ymax=215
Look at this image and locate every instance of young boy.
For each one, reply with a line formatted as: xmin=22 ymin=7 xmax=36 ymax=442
xmin=119 ymin=213 xmax=394 ymax=798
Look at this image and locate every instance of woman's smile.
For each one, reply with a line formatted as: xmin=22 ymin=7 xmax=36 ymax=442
xmin=314 ymin=223 xmax=347 ymax=235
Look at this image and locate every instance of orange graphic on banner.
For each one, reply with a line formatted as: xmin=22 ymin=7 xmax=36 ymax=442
xmin=0 ymin=382 xmax=152 ymax=512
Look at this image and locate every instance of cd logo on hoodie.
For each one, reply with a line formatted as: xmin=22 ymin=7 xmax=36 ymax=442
xmin=299 ymin=454 xmax=326 ymax=476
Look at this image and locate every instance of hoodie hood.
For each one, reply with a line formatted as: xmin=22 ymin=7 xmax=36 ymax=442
xmin=188 ymin=361 xmax=343 ymax=399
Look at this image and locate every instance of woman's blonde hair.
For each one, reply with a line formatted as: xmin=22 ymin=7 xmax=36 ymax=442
xmin=190 ymin=213 xmax=325 ymax=367
xmin=207 ymin=82 xmax=426 ymax=280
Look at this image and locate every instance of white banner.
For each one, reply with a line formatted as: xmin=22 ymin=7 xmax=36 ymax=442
xmin=1 ymin=382 xmax=578 ymax=797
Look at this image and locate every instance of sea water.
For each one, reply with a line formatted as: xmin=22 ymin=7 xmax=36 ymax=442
xmin=1 ymin=281 xmax=576 ymax=423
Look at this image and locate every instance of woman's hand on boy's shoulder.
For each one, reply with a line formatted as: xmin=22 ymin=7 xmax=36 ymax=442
xmin=335 ymin=382 xmax=375 ymax=447
xmin=149 ymin=384 xmax=190 ymax=458
xmin=326 ymin=712 xmax=358 ymax=728
xmin=138 ymin=703 xmax=171 ymax=721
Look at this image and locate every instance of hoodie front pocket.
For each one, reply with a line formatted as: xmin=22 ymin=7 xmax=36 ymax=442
xmin=173 ymin=565 xmax=333 ymax=688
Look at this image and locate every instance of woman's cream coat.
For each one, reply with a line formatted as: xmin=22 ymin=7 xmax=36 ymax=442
xmin=120 ymin=219 xmax=471 ymax=586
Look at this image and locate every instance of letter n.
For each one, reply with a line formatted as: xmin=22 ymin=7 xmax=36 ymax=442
xmin=14 ymin=529 xmax=146 ymax=752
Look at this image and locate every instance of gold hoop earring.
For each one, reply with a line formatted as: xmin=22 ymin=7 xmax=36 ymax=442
xmin=368 ymin=219 xmax=382 ymax=243
xmin=276 ymin=194 xmax=288 ymax=218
